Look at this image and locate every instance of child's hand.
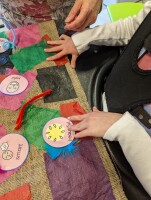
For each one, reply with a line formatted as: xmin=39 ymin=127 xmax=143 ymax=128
xmin=44 ymin=34 xmax=79 ymax=68
xmin=68 ymin=107 xmax=122 ymax=138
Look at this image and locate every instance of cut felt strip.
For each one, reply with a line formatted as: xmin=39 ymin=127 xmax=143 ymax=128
xmin=37 ymin=66 xmax=77 ymax=103
xmin=9 ymin=24 xmax=41 ymax=48
xmin=60 ymin=101 xmax=86 ymax=118
xmin=0 ymin=69 xmax=36 ymax=111
xmin=15 ymin=89 xmax=52 ymax=130
xmin=22 ymin=105 xmax=60 ymax=150
xmin=44 ymin=140 xmax=115 ymax=200
xmin=0 ymin=183 xmax=32 ymax=200
xmin=42 ymin=34 xmax=68 ymax=66
xmin=9 ymin=40 xmax=55 ymax=74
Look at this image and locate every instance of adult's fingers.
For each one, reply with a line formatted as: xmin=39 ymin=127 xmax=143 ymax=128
xmin=75 ymin=15 xmax=96 ymax=32
xmin=70 ymin=120 xmax=87 ymax=132
xmin=71 ymin=54 xmax=78 ymax=68
xmin=65 ymin=0 xmax=82 ymax=23
xmin=44 ymin=46 xmax=63 ymax=53
xmin=65 ymin=7 xmax=88 ymax=30
xmin=46 ymin=51 xmax=65 ymax=61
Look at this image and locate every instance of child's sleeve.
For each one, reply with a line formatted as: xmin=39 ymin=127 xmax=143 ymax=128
xmin=103 ymin=112 xmax=151 ymax=197
xmin=72 ymin=1 xmax=151 ymax=55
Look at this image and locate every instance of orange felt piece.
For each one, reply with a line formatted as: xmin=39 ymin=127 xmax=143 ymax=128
xmin=42 ymin=34 xmax=68 ymax=66
xmin=60 ymin=101 xmax=86 ymax=118
xmin=0 ymin=183 xmax=32 ymax=200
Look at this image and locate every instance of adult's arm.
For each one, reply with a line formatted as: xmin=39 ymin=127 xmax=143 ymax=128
xmin=72 ymin=1 xmax=151 ymax=54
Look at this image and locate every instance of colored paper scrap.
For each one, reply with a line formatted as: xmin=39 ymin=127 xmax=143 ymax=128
xmin=60 ymin=101 xmax=86 ymax=118
xmin=44 ymin=140 xmax=115 ymax=200
xmin=0 ymin=69 xmax=36 ymax=111
xmin=0 ymin=124 xmax=7 ymax=141
xmin=0 ymin=183 xmax=32 ymax=200
xmin=9 ymin=40 xmax=55 ymax=74
xmin=37 ymin=66 xmax=77 ymax=103
xmin=9 ymin=24 xmax=41 ymax=48
xmin=22 ymin=104 xmax=60 ymax=150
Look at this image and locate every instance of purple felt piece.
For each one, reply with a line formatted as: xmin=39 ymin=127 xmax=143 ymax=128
xmin=44 ymin=140 xmax=115 ymax=200
xmin=0 ymin=68 xmax=36 ymax=110
xmin=9 ymin=24 xmax=41 ymax=48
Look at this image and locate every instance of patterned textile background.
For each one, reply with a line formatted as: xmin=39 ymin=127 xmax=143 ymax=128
xmin=0 ymin=20 xmax=127 ymax=200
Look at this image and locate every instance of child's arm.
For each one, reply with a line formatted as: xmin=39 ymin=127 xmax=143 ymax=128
xmin=69 ymin=109 xmax=151 ymax=197
xmin=45 ymin=1 xmax=151 ymax=68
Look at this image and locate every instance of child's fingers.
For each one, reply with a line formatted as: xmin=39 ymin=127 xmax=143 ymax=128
xmin=71 ymin=54 xmax=78 ymax=68
xmin=60 ymin=34 xmax=69 ymax=40
xmin=44 ymin=46 xmax=63 ymax=53
xmin=47 ymin=40 xmax=64 ymax=45
xmin=68 ymin=114 xmax=88 ymax=122
xmin=74 ymin=129 xmax=89 ymax=138
xmin=46 ymin=51 xmax=66 ymax=61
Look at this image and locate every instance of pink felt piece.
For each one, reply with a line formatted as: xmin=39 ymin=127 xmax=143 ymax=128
xmin=9 ymin=24 xmax=41 ymax=48
xmin=0 ymin=124 xmax=7 ymax=140
xmin=0 ymin=125 xmax=18 ymax=184
xmin=0 ymin=69 xmax=36 ymax=111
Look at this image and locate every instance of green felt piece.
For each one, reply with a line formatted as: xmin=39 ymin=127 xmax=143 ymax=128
xmin=22 ymin=104 xmax=60 ymax=150
xmin=9 ymin=40 xmax=55 ymax=74
xmin=0 ymin=31 xmax=8 ymax=39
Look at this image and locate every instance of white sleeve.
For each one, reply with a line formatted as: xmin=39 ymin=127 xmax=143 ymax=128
xmin=103 ymin=112 xmax=151 ymax=197
xmin=72 ymin=1 xmax=151 ymax=54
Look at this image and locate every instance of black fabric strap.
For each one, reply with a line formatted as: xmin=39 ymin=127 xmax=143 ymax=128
xmin=130 ymin=106 xmax=151 ymax=129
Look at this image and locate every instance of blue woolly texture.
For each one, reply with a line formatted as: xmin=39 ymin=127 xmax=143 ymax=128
xmin=46 ymin=140 xmax=78 ymax=160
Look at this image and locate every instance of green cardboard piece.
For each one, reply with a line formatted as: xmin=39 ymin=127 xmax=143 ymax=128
xmin=107 ymin=2 xmax=144 ymax=21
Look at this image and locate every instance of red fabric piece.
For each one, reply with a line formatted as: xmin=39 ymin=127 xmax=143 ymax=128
xmin=0 ymin=183 xmax=32 ymax=200
xmin=60 ymin=101 xmax=86 ymax=118
xmin=42 ymin=34 xmax=68 ymax=66
xmin=0 ymin=75 xmax=8 ymax=84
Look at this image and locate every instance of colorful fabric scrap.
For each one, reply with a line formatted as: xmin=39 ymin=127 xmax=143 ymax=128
xmin=0 ymin=69 xmax=36 ymax=110
xmin=60 ymin=101 xmax=86 ymax=118
xmin=9 ymin=24 xmax=41 ymax=48
xmin=9 ymin=40 xmax=55 ymax=74
xmin=44 ymin=140 xmax=115 ymax=200
xmin=37 ymin=66 xmax=77 ymax=103
xmin=0 ymin=124 xmax=7 ymax=139
xmin=22 ymin=104 xmax=60 ymax=150
xmin=0 ymin=183 xmax=32 ymax=200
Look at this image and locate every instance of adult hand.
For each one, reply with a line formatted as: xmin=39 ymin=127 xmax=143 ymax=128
xmin=65 ymin=0 xmax=102 ymax=32
xmin=44 ymin=34 xmax=79 ymax=68
xmin=68 ymin=107 xmax=122 ymax=138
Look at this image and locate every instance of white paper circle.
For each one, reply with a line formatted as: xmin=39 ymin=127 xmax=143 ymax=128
xmin=0 ymin=75 xmax=28 ymax=95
